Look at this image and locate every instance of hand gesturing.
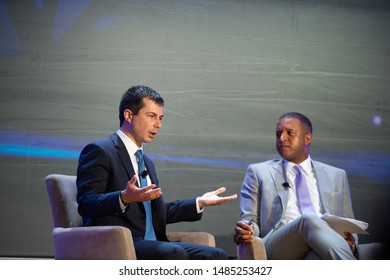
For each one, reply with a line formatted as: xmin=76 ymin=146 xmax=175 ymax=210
xmin=120 ymin=175 xmax=162 ymax=204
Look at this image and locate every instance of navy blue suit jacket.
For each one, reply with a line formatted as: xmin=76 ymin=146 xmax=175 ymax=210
xmin=77 ymin=133 xmax=202 ymax=241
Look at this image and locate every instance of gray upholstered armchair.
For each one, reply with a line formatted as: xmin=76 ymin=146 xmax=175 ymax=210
xmin=237 ymin=237 xmax=267 ymax=260
xmin=236 ymin=232 xmax=386 ymax=260
xmin=46 ymin=174 xmax=215 ymax=260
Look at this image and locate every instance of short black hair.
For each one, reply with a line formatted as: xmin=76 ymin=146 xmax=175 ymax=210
xmin=279 ymin=112 xmax=313 ymax=133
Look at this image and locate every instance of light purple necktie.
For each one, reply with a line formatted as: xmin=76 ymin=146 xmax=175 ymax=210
xmin=294 ymin=165 xmax=315 ymax=214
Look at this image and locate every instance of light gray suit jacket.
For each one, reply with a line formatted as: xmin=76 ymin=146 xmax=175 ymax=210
xmin=239 ymin=158 xmax=355 ymax=239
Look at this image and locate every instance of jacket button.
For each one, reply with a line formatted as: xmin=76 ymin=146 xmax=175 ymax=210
xmin=140 ymin=218 xmax=146 ymax=224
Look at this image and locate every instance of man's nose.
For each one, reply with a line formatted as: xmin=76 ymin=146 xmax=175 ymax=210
xmin=155 ymin=119 xmax=162 ymax=128
xmin=279 ymin=132 xmax=288 ymax=141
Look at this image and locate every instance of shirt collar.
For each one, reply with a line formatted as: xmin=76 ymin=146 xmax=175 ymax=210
xmin=116 ymin=129 xmax=142 ymax=156
xmin=283 ymin=155 xmax=312 ymax=175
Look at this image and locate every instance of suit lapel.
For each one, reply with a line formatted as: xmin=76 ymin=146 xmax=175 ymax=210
xmin=312 ymin=160 xmax=330 ymax=213
xmin=110 ymin=133 xmax=136 ymax=180
xmin=271 ymin=160 xmax=289 ymax=213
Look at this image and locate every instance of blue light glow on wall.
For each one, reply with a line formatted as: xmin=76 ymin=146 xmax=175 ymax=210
xmin=1 ymin=129 xmax=388 ymax=182
xmin=0 ymin=129 xmax=250 ymax=168
xmin=34 ymin=0 xmax=44 ymax=11
xmin=52 ymin=0 xmax=90 ymax=43
xmin=0 ymin=0 xmax=21 ymax=56
xmin=0 ymin=144 xmax=80 ymax=159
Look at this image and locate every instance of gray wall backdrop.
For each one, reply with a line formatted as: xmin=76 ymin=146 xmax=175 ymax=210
xmin=0 ymin=0 xmax=389 ymax=258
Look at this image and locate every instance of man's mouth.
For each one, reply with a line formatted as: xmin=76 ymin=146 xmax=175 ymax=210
xmin=278 ymin=144 xmax=290 ymax=149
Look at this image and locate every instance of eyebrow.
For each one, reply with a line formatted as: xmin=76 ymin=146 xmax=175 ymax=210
xmin=276 ymin=128 xmax=295 ymax=131
xmin=147 ymin=112 xmax=164 ymax=118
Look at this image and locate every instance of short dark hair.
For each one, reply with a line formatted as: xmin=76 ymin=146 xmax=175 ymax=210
xmin=279 ymin=112 xmax=313 ymax=133
xmin=119 ymin=85 xmax=164 ymax=126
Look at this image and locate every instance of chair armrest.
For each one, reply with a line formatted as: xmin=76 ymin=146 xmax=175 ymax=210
xmin=53 ymin=226 xmax=136 ymax=260
xmin=358 ymin=242 xmax=387 ymax=260
xmin=167 ymin=232 xmax=216 ymax=247
xmin=237 ymin=236 xmax=267 ymax=260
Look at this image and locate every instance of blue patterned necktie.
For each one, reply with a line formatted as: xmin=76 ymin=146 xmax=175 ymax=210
xmin=135 ymin=150 xmax=156 ymax=240
xmin=294 ymin=165 xmax=315 ymax=214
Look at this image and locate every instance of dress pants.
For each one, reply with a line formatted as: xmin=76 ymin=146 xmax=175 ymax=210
xmin=133 ymin=238 xmax=228 ymax=260
xmin=263 ymin=213 xmax=356 ymax=260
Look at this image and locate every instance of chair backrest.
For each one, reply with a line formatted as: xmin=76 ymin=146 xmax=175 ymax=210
xmin=45 ymin=174 xmax=82 ymax=228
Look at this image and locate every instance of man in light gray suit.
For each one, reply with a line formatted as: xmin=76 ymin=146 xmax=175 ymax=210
xmin=234 ymin=112 xmax=358 ymax=259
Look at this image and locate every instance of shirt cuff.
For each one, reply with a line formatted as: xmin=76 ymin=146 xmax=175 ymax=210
xmin=196 ymin=197 xmax=204 ymax=213
xmin=119 ymin=195 xmax=127 ymax=212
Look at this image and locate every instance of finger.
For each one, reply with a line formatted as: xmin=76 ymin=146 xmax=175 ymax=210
xmin=241 ymin=235 xmax=254 ymax=243
xmin=234 ymin=232 xmax=253 ymax=244
xmin=144 ymin=188 xmax=162 ymax=200
xmin=127 ymin=175 xmax=138 ymax=188
xmin=213 ymin=187 xmax=227 ymax=195
xmin=142 ymin=184 xmax=157 ymax=191
xmin=343 ymin=232 xmax=354 ymax=239
xmin=216 ymin=195 xmax=237 ymax=204
xmin=236 ymin=230 xmax=254 ymax=241
xmin=144 ymin=187 xmax=161 ymax=195
xmin=235 ymin=224 xmax=245 ymax=232
xmin=237 ymin=220 xmax=249 ymax=228
xmin=236 ymin=221 xmax=253 ymax=232
xmin=225 ymin=194 xmax=237 ymax=200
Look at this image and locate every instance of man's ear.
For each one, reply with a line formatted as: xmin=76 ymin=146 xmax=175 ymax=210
xmin=305 ymin=132 xmax=312 ymax=146
xmin=124 ymin=109 xmax=133 ymax=123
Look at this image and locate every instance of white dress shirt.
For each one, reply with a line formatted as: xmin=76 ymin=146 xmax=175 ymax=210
xmin=280 ymin=156 xmax=322 ymax=226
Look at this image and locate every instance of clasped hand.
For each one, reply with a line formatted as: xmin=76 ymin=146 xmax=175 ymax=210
xmin=344 ymin=232 xmax=356 ymax=251
xmin=234 ymin=220 xmax=255 ymax=244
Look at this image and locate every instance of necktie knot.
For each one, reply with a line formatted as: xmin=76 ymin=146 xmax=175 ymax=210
xmin=135 ymin=149 xmax=143 ymax=161
xmin=293 ymin=164 xmax=303 ymax=174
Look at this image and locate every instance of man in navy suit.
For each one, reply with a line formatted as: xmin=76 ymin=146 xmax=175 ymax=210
xmin=77 ymin=85 xmax=237 ymax=260
xmin=234 ymin=112 xmax=358 ymax=259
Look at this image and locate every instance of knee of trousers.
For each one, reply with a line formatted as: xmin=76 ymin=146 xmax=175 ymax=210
xmin=299 ymin=213 xmax=324 ymax=230
xmin=210 ymin=248 xmax=228 ymax=260
xmin=164 ymin=244 xmax=189 ymax=259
